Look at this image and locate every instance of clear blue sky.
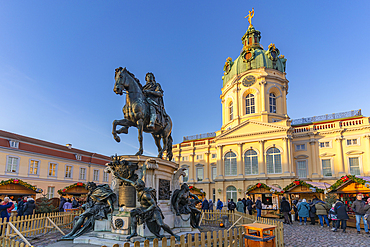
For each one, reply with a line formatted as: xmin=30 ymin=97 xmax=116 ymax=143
xmin=1 ymin=1 xmax=369 ymax=157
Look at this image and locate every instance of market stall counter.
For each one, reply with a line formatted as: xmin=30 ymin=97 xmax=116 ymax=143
xmin=246 ymin=183 xmax=284 ymax=218
xmin=329 ymin=175 xmax=370 ymax=229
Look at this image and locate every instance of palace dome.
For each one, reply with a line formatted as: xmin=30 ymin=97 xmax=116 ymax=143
xmin=222 ymin=26 xmax=287 ymax=86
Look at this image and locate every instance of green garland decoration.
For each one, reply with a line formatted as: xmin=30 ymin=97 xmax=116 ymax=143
xmin=0 ymin=178 xmax=43 ymax=193
xmin=247 ymin=183 xmax=283 ymax=195
xmin=329 ymin=175 xmax=368 ymax=191
xmin=283 ymin=179 xmax=325 ymax=193
xmin=58 ymin=182 xmax=86 ymax=195
xmin=189 ymin=185 xmax=206 ymax=196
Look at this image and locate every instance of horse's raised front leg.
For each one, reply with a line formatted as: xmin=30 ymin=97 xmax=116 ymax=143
xmin=112 ymin=119 xmax=130 ymax=143
xmin=135 ymin=119 xmax=144 ymax=156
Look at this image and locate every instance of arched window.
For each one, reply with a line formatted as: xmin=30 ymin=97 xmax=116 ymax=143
xmin=266 ymin=147 xmax=282 ymax=174
xmin=229 ymin=102 xmax=233 ymax=121
xmin=269 ymin=93 xmax=276 ymax=113
xmin=244 ymin=149 xmax=258 ymax=175
xmin=245 ymin=94 xmax=255 ymax=114
xmin=226 ymin=186 xmax=237 ymax=202
xmin=224 ymin=151 xmax=237 ymax=176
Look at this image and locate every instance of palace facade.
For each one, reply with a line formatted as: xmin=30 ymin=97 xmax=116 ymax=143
xmin=172 ymin=23 xmax=370 ymax=203
xmin=0 ymin=130 xmax=111 ymax=199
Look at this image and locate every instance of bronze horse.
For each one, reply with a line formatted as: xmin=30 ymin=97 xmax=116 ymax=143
xmin=112 ymin=67 xmax=173 ymax=160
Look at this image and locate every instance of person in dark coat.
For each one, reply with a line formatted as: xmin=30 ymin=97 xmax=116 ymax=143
xmin=308 ymin=200 xmax=316 ymax=225
xmin=202 ymin=198 xmax=209 ymax=211
xmin=333 ymin=200 xmax=349 ymax=232
xmin=216 ymin=199 xmax=223 ymax=211
xmin=59 ymin=196 xmax=66 ymax=212
xmin=292 ymin=199 xmax=298 ymax=221
xmin=71 ymin=197 xmax=79 ymax=208
xmin=255 ymin=197 xmax=262 ymax=219
xmin=242 ymin=198 xmax=247 ymax=214
xmin=280 ymin=197 xmax=291 ymax=224
xmin=23 ymin=198 xmax=35 ymax=216
xmin=352 ymin=194 xmax=369 ymax=234
xmin=17 ymin=198 xmax=24 ymax=216
xmin=228 ymin=199 xmax=236 ymax=213
xmin=0 ymin=197 xmax=13 ymax=221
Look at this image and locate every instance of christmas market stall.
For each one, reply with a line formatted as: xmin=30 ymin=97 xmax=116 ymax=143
xmin=329 ymin=175 xmax=370 ymax=229
xmin=58 ymin=182 xmax=88 ymax=198
xmin=283 ymin=180 xmax=331 ymax=202
xmin=0 ymin=178 xmax=43 ymax=201
xmin=189 ymin=185 xmax=205 ymax=209
xmin=246 ymin=183 xmax=284 ymax=218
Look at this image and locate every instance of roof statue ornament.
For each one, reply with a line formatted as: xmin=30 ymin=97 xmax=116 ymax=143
xmin=244 ymin=8 xmax=254 ymax=28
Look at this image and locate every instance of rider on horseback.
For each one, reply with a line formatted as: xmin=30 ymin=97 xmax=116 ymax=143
xmin=143 ymin=72 xmax=166 ymax=129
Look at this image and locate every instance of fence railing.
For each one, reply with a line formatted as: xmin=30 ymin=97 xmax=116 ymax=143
xmin=201 ymin=210 xmax=284 ymax=247
xmin=0 ymin=210 xmax=82 ymax=246
xmin=1 ymin=237 xmax=33 ymax=247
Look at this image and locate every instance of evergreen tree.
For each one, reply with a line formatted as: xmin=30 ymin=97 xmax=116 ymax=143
xmin=36 ymin=194 xmax=57 ymax=213
xmin=324 ymin=193 xmax=337 ymax=206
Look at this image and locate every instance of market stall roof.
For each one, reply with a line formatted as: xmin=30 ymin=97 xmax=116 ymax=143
xmin=0 ymin=178 xmax=43 ymax=196
xmin=284 ymin=180 xmax=331 ymax=194
xmin=329 ymin=175 xmax=370 ymax=193
xmin=58 ymin=182 xmax=88 ymax=195
xmin=246 ymin=183 xmax=283 ymax=194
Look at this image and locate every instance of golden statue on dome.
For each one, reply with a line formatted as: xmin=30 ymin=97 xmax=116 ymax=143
xmin=244 ymin=8 xmax=254 ymax=28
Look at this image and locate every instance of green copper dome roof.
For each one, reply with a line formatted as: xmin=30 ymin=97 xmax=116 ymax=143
xmin=222 ymin=26 xmax=287 ymax=86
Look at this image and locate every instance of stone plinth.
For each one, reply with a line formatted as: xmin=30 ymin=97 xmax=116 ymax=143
xmin=94 ymin=219 xmax=111 ymax=232
xmin=111 ymin=215 xmax=130 ymax=235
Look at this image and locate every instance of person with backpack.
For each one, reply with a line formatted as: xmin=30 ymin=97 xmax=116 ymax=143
xmin=328 ymin=203 xmax=338 ymax=230
xmin=297 ymin=199 xmax=310 ymax=225
xmin=308 ymin=200 xmax=316 ymax=225
xmin=228 ymin=199 xmax=236 ymax=213
xmin=352 ymin=194 xmax=369 ymax=234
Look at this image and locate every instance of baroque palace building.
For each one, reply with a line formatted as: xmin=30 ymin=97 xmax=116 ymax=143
xmin=172 ymin=21 xmax=370 ymax=203
xmin=0 ymin=129 xmax=111 ymax=199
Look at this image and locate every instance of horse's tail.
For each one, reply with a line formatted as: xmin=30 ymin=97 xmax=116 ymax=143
xmin=167 ymin=134 xmax=173 ymax=161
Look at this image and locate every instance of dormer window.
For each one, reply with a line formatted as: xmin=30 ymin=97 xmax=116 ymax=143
xmin=75 ymin=154 xmax=82 ymax=161
xmin=9 ymin=140 xmax=19 ymax=149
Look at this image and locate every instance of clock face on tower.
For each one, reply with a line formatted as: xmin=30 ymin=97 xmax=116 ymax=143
xmin=242 ymin=75 xmax=256 ymax=87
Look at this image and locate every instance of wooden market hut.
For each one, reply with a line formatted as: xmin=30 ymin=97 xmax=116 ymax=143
xmin=283 ymin=180 xmax=331 ymax=202
xmin=189 ymin=185 xmax=206 ymax=200
xmin=246 ymin=183 xmax=284 ymax=218
xmin=0 ymin=178 xmax=43 ymax=201
xmin=329 ymin=175 xmax=370 ymax=229
xmin=58 ymin=182 xmax=88 ymax=197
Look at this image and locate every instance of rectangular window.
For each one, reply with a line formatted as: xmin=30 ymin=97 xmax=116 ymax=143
xmin=319 ymin=141 xmax=330 ymax=148
xmin=297 ymin=160 xmax=307 ymax=178
xmin=65 ymin=165 xmax=73 ymax=178
xmin=196 ymin=154 xmax=203 ymax=160
xmin=322 ymin=159 xmax=332 ymax=177
xmin=48 ymin=163 xmax=57 ymax=177
xmin=183 ymin=169 xmax=189 ymax=182
xmin=47 ymin=187 xmax=55 ymax=199
xmin=93 ymin=170 xmax=99 ymax=181
xmin=295 ymin=144 xmax=305 ymax=151
xmin=212 ymin=188 xmax=216 ymax=203
xmin=75 ymin=154 xmax=82 ymax=160
xmin=6 ymin=157 xmax=18 ymax=173
xmin=211 ymin=154 xmax=216 ymax=159
xmin=79 ymin=168 xmax=86 ymax=180
xmin=212 ymin=166 xmax=217 ymax=180
xmin=349 ymin=157 xmax=360 ymax=175
xmin=29 ymin=160 xmax=39 ymax=175
xmin=182 ymin=156 xmax=189 ymax=161
xmin=196 ymin=167 xmax=204 ymax=182
xmin=9 ymin=140 xmax=19 ymax=148
xmin=347 ymin=139 xmax=358 ymax=146
xmin=103 ymin=171 xmax=109 ymax=182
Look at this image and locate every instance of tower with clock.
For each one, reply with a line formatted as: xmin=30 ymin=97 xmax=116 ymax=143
xmin=221 ymin=20 xmax=289 ymax=131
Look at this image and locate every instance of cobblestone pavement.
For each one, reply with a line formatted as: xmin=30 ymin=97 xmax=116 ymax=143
xmin=283 ymin=221 xmax=370 ymax=247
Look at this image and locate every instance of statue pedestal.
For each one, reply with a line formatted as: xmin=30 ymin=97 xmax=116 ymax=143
xmin=174 ymin=214 xmax=192 ymax=232
xmin=94 ymin=219 xmax=111 ymax=232
xmin=111 ymin=215 xmax=130 ymax=235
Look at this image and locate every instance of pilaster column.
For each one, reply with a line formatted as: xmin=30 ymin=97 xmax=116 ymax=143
xmin=216 ymin=145 xmax=224 ymax=178
xmin=282 ymin=138 xmax=290 ymax=175
xmin=259 ymin=80 xmax=267 ymax=112
xmin=288 ymin=136 xmax=294 ymax=175
xmin=258 ymin=140 xmax=266 ymax=176
xmin=189 ymin=153 xmax=195 ymax=182
xmin=204 ymin=152 xmax=210 ymax=181
xmin=335 ymin=136 xmax=346 ymax=176
xmin=282 ymin=85 xmax=288 ymax=115
xmin=363 ymin=135 xmax=370 ymax=176
xmin=309 ymin=139 xmax=318 ymax=176
xmin=237 ymin=143 xmax=244 ymax=176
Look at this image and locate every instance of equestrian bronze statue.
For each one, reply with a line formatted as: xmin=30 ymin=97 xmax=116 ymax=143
xmin=112 ymin=67 xmax=173 ymax=160
xmin=60 ymin=182 xmax=116 ymax=240
xmin=113 ymin=162 xmax=180 ymax=240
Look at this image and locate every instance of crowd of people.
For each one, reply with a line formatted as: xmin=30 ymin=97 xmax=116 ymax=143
xmin=0 ymin=196 xmax=36 ymax=220
xmin=281 ymin=194 xmax=370 ymax=236
xmin=58 ymin=196 xmax=80 ymax=212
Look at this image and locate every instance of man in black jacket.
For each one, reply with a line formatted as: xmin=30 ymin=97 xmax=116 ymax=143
xmin=352 ymin=194 xmax=369 ymax=234
xmin=72 ymin=197 xmax=79 ymax=208
xmin=242 ymin=198 xmax=247 ymax=213
xmin=246 ymin=197 xmax=253 ymax=215
xmin=59 ymin=196 xmax=66 ymax=212
xmin=280 ymin=197 xmax=291 ymax=224
xmin=333 ymin=200 xmax=349 ymax=233
xmin=256 ymin=197 xmax=262 ymax=219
